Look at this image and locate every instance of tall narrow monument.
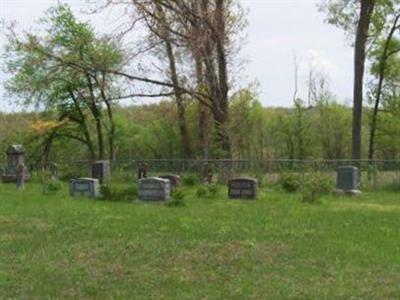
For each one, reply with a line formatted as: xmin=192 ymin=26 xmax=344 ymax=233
xmin=2 ymin=145 xmax=28 ymax=183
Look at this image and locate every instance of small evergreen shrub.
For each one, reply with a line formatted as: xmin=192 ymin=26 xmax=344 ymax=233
xmin=207 ymin=184 xmax=219 ymax=197
xmin=301 ymin=172 xmax=333 ymax=203
xmin=196 ymin=186 xmax=207 ymax=198
xmin=43 ymin=181 xmax=62 ymax=194
xmin=166 ymin=189 xmax=186 ymax=207
xmin=196 ymin=184 xmax=219 ymax=199
xmin=279 ymin=172 xmax=302 ymax=193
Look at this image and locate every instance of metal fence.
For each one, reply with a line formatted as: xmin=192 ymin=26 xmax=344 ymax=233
xmin=17 ymin=159 xmax=400 ymax=191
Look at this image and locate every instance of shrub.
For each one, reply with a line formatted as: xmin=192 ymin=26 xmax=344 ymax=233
xmin=166 ymin=189 xmax=186 ymax=207
xmin=196 ymin=186 xmax=207 ymax=198
xmin=100 ymin=185 xmax=138 ymax=202
xmin=279 ymin=172 xmax=302 ymax=193
xmin=380 ymin=181 xmax=400 ymax=192
xmin=182 ymin=174 xmax=199 ymax=186
xmin=207 ymin=184 xmax=219 ymax=197
xmin=255 ymin=173 xmax=264 ymax=188
xmin=301 ymin=172 xmax=333 ymax=203
xmin=196 ymin=184 xmax=219 ymax=199
xmin=43 ymin=181 xmax=62 ymax=194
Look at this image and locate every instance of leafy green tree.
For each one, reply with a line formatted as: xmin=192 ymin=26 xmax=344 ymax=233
xmin=4 ymin=4 xmax=124 ymax=160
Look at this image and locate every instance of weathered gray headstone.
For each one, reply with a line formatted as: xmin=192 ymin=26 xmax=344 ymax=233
xmin=159 ymin=174 xmax=181 ymax=189
xmin=91 ymin=160 xmax=110 ymax=182
xmin=228 ymin=177 xmax=258 ymax=199
xmin=2 ymin=145 xmax=29 ymax=183
xmin=336 ymin=166 xmax=361 ymax=196
xmin=70 ymin=178 xmax=100 ymax=198
xmin=139 ymin=177 xmax=170 ymax=201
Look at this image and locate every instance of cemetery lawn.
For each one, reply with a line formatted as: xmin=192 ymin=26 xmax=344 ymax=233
xmin=1 ymin=183 xmax=400 ymax=299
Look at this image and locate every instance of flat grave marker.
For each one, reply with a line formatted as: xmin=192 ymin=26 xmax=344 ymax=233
xmin=139 ymin=177 xmax=170 ymax=201
xmin=70 ymin=178 xmax=100 ymax=198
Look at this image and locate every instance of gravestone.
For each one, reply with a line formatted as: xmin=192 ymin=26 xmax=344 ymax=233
xmin=2 ymin=145 xmax=28 ymax=183
xmin=159 ymin=174 xmax=181 ymax=189
xmin=139 ymin=177 xmax=170 ymax=201
xmin=70 ymin=178 xmax=100 ymax=198
xmin=336 ymin=166 xmax=361 ymax=196
xmin=91 ymin=160 xmax=110 ymax=183
xmin=228 ymin=177 xmax=258 ymax=199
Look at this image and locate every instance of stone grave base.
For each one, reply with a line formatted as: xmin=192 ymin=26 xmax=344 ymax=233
xmin=334 ymin=189 xmax=362 ymax=197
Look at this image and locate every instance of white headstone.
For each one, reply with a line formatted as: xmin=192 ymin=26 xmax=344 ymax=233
xmin=70 ymin=178 xmax=100 ymax=198
xmin=139 ymin=177 xmax=170 ymax=201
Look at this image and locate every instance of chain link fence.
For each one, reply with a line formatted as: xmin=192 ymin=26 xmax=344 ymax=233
xmin=15 ymin=159 xmax=400 ymax=191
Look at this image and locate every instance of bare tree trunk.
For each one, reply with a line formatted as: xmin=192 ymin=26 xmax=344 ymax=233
xmin=195 ymin=56 xmax=210 ymax=159
xmin=200 ymin=0 xmax=231 ymax=158
xmin=85 ymin=73 xmax=105 ymax=160
xmin=156 ymin=3 xmax=193 ymax=159
xmin=69 ymin=89 xmax=96 ymax=159
xmin=96 ymin=73 xmax=116 ymax=161
xmin=192 ymin=0 xmax=209 ymax=159
xmin=368 ymin=13 xmax=400 ymax=160
xmin=164 ymin=40 xmax=193 ymax=158
xmin=352 ymin=0 xmax=375 ymax=161
xmin=214 ymin=0 xmax=231 ymax=158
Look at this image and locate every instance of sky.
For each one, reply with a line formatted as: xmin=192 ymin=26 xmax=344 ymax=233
xmin=0 ymin=0 xmax=355 ymax=112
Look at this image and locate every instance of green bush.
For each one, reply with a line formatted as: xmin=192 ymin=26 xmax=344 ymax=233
xmin=182 ymin=174 xmax=199 ymax=186
xmin=196 ymin=184 xmax=219 ymax=199
xmin=196 ymin=186 xmax=207 ymax=198
xmin=100 ymin=185 xmax=138 ymax=202
xmin=380 ymin=181 xmax=400 ymax=192
xmin=207 ymin=184 xmax=219 ymax=197
xmin=42 ymin=181 xmax=62 ymax=194
xmin=255 ymin=173 xmax=264 ymax=187
xmin=301 ymin=172 xmax=333 ymax=203
xmin=279 ymin=172 xmax=302 ymax=193
xmin=166 ymin=189 xmax=186 ymax=207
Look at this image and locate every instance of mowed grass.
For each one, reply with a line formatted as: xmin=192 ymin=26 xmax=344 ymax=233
xmin=1 ymin=183 xmax=400 ymax=299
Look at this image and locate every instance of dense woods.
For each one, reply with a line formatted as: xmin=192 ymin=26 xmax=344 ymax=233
xmin=1 ymin=0 xmax=400 ymax=163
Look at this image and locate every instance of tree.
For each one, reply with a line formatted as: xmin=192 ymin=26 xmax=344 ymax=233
xmin=4 ymin=4 xmax=125 ymax=160
xmin=368 ymin=11 xmax=400 ymax=159
xmin=321 ymin=0 xmax=378 ymax=160
xmin=92 ymin=0 xmax=247 ymax=159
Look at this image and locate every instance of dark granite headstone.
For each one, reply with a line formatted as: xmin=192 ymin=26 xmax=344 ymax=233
xmin=70 ymin=178 xmax=100 ymax=198
xmin=2 ymin=145 xmax=28 ymax=183
xmin=228 ymin=177 xmax=258 ymax=199
xmin=91 ymin=160 xmax=110 ymax=182
xmin=336 ymin=166 xmax=361 ymax=196
xmin=159 ymin=174 xmax=181 ymax=189
xmin=139 ymin=177 xmax=170 ymax=201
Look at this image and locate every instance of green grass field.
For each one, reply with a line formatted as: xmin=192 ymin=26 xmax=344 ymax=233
xmin=1 ymin=183 xmax=400 ymax=299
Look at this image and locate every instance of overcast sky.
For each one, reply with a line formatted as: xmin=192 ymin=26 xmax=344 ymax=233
xmin=0 ymin=0 xmax=354 ymax=112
